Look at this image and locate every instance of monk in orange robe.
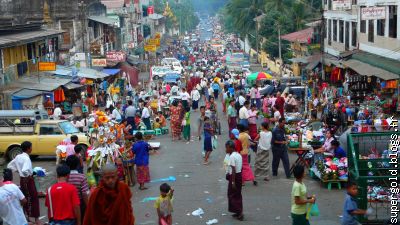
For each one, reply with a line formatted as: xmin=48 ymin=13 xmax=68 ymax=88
xmin=84 ymin=164 xmax=135 ymax=225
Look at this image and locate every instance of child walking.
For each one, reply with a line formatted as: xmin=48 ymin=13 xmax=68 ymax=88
xmin=291 ymin=165 xmax=316 ymax=225
xmin=342 ymin=182 xmax=368 ymax=225
xmin=183 ymin=108 xmax=191 ymax=142
xmin=132 ymin=132 xmax=152 ymax=190
xmin=155 ymin=183 xmax=174 ymax=225
xmin=203 ymin=116 xmax=214 ymax=165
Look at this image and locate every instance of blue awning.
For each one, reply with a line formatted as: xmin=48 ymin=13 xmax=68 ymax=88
xmin=102 ymin=69 xmax=120 ymax=76
xmin=12 ymin=89 xmax=43 ymax=100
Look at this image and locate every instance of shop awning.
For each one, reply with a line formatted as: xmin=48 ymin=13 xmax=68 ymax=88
xmin=102 ymin=69 xmax=120 ymax=76
xmin=88 ymin=16 xmax=119 ymax=27
xmin=289 ymin=57 xmax=308 ymax=64
xmin=12 ymin=89 xmax=43 ymax=100
xmin=63 ymin=82 xmax=83 ymax=90
xmin=352 ymin=52 xmax=400 ymax=76
xmin=0 ymin=29 xmax=65 ymax=48
xmin=78 ymin=68 xmax=109 ymax=79
xmin=305 ymin=60 xmax=320 ymax=70
xmin=342 ymin=59 xmax=399 ymax=80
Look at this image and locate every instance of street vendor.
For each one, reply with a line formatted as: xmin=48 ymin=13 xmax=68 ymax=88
xmin=314 ymin=130 xmax=335 ymax=155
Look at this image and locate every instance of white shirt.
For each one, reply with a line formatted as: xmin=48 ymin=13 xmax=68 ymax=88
xmin=171 ymin=85 xmax=179 ymax=94
xmin=258 ymin=131 xmax=272 ymax=151
xmin=112 ymin=108 xmax=122 ymax=121
xmin=250 ymin=88 xmax=257 ymax=99
xmin=238 ymin=96 xmax=246 ymax=106
xmin=208 ymin=87 xmax=214 ymax=96
xmin=274 ymin=110 xmax=281 ymax=121
xmin=53 ymin=107 xmax=62 ymax=120
xmin=228 ymin=152 xmax=243 ymax=174
xmin=142 ymin=107 xmax=150 ymax=119
xmin=180 ymin=92 xmax=190 ymax=101
xmin=7 ymin=152 xmax=33 ymax=177
xmin=191 ymin=90 xmax=201 ymax=101
xmin=0 ymin=184 xmax=27 ymax=225
xmin=239 ymin=106 xmax=249 ymax=119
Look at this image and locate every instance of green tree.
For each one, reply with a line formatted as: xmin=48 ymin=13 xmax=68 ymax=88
xmin=225 ymin=0 xmax=265 ymax=36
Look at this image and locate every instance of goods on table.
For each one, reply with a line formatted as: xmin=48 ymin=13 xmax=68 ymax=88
xmin=314 ymin=157 xmax=348 ymax=181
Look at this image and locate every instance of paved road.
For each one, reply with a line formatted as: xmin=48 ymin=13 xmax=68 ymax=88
xmin=2 ymin=97 xmax=345 ymax=225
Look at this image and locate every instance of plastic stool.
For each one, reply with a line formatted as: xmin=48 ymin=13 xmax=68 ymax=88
xmin=155 ymin=129 xmax=162 ymax=136
xmin=327 ymin=181 xmax=341 ymax=190
xmin=161 ymin=127 xmax=169 ymax=134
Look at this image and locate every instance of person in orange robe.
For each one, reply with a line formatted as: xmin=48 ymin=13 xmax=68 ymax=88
xmin=84 ymin=164 xmax=135 ymax=225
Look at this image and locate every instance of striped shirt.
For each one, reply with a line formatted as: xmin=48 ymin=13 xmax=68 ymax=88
xmin=67 ymin=170 xmax=89 ymax=200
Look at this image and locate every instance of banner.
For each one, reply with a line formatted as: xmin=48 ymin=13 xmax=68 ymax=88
xmin=361 ymin=7 xmax=386 ymax=20
xmin=332 ymin=0 xmax=351 ymax=10
xmin=92 ymin=58 xmax=107 ymax=67
xmin=38 ymin=62 xmax=56 ymax=71
xmin=155 ymin=33 xmax=161 ymax=39
xmin=144 ymin=44 xmax=157 ymax=52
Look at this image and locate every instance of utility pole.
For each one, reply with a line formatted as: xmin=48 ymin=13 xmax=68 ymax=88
xmin=78 ymin=1 xmax=86 ymax=53
xmin=278 ymin=23 xmax=282 ymax=76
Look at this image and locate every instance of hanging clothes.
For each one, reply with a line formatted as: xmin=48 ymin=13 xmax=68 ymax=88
xmin=54 ymin=88 xmax=65 ymax=102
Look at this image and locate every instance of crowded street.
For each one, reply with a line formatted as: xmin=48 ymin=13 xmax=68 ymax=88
xmin=0 ymin=0 xmax=399 ymax=225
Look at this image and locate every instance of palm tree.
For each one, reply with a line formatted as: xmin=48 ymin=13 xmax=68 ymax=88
xmin=225 ymin=0 xmax=266 ymax=35
xmin=291 ymin=2 xmax=309 ymax=30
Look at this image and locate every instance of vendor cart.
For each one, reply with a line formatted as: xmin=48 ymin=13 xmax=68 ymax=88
xmin=347 ymin=132 xmax=399 ymax=225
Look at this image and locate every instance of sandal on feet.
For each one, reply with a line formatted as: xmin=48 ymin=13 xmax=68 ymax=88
xmin=237 ymin=214 xmax=244 ymax=221
xmin=253 ymin=181 xmax=258 ymax=186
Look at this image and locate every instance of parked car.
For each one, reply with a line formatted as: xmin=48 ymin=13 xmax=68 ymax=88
xmin=151 ymin=66 xmax=175 ymax=80
xmin=0 ymin=119 xmax=90 ymax=161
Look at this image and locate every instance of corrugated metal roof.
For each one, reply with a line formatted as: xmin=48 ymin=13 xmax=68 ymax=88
xmin=63 ymin=82 xmax=84 ymax=90
xmin=88 ymin=16 xmax=119 ymax=26
xmin=12 ymin=89 xmax=44 ymax=99
xmin=0 ymin=74 xmax=71 ymax=94
xmin=352 ymin=52 xmax=400 ymax=76
xmin=281 ymin=28 xmax=314 ymax=44
xmin=0 ymin=29 xmax=65 ymax=48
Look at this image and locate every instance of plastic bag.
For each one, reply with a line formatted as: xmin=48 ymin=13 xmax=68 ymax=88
xmin=212 ymin=135 xmax=218 ymax=150
xmin=306 ymin=203 xmax=320 ymax=219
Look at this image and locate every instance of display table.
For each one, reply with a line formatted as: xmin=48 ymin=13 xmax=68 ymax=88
xmin=288 ymin=147 xmax=311 ymax=175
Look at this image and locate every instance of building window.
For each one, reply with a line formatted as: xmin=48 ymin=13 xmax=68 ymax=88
xmin=328 ymin=19 xmax=332 ymax=45
xmin=389 ymin=6 xmax=398 ymax=38
xmin=377 ymin=19 xmax=385 ymax=36
xmin=360 ymin=20 xmax=366 ymax=33
xmin=368 ymin=20 xmax=374 ymax=42
xmin=352 ymin=22 xmax=357 ymax=47
xmin=328 ymin=0 xmax=332 ymax=10
xmin=339 ymin=20 xmax=344 ymax=43
xmin=333 ymin=19 xmax=337 ymax=42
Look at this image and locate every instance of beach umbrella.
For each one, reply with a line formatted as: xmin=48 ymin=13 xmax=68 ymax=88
xmin=247 ymin=73 xmax=258 ymax=81
xmin=256 ymin=72 xmax=273 ymax=80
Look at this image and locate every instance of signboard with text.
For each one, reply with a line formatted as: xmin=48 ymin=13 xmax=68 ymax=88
xmin=74 ymin=53 xmax=86 ymax=61
xmin=147 ymin=6 xmax=154 ymax=15
xmin=148 ymin=38 xmax=160 ymax=46
xmin=361 ymin=7 xmax=386 ymax=20
xmin=106 ymin=51 xmax=126 ymax=63
xmin=92 ymin=59 xmax=107 ymax=67
xmin=38 ymin=62 xmax=56 ymax=71
xmin=144 ymin=44 xmax=157 ymax=52
xmin=332 ymin=0 xmax=352 ymax=10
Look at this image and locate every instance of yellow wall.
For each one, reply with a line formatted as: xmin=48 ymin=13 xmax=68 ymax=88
xmin=259 ymin=50 xmax=281 ymax=74
xmin=292 ymin=63 xmax=300 ymax=76
xmin=3 ymin=45 xmax=28 ymax=68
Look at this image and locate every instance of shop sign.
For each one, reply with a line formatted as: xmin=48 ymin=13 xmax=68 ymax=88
xmin=106 ymin=51 xmax=126 ymax=62
xmin=155 ymin=33 xmax=161 ymax=39
xmin=147 ymin=6 xmax=154 ymax=15
xmin=38 ymin=62 xmax=56 ymax=71
xmin=144 ymin=44 xmax=157 ymax=52
xmin=332 ymin=0 xmax=351 ymax=10
xmin=92 ymin=58 xmax=107 ymax=67
xmin=148 ymin=38 xmax=160 ymax=46
xmin=361 ymin=7 xmax=386 ymax=20
xmin=128 ymin=42 xmax=135 ymax=49
xmin=74 ymin=53 xmax=86 ymax=61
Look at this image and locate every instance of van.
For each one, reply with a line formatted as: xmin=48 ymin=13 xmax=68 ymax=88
xmin=161 ymin=58 xmax=183 ymax=74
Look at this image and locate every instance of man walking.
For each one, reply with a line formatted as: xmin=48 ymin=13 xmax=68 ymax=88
xmin=238 ymin=101 xmax=250 ymax=127
xmin=46 ymin=164 xmax=81 ymax=225
xmin=271 ymin=118 xmax=291 ymax=178
xmin=0 ymin=173 xmax=28 ymax=225
xmin=125 ymin=100 xmax=137 ymax=132
xmin=141 ymin=101 xmax=152 ymax=130
xmin=7 ymin=141 xmax=41 ymax=225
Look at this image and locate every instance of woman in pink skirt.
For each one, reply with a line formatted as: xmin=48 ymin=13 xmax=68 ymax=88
xmin=237 ymin=124 xmax=257 ymax=186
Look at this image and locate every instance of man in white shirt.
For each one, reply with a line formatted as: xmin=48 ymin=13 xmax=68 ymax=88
xmin=53 ymin=105 xmax=62 ymax=120
xmin=238 ymin=101 xmax=250 ymax=127
xmin=7 ymin=141 xmax=40 ymax=224
xmin=112 ymin=102 xmax=122 ymax=122
xmin=191 ymin=88 xmax=201 ymax=111
xmin=225 ymin=140 xmax=243 ymax=220
xmin=0 ymin=173 xmax=28 ymax=225
xmin=171 ymin=84 xmax=179 ymax=95
xmin=238 ymin=93 xmax=246 ymax=107
xmin=272 ymin=106 xmax=281 ymax=126
xmin=180 ymin=88 xmax=191 ymax=110
xmin=141 ymin=101 xmax=152 ymax=130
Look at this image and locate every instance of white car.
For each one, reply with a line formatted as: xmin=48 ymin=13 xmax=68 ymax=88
xmin=151 ymin=66 xmax=175 ymax=80
xmin=161 ymin=58 xmax=184 ymax=74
